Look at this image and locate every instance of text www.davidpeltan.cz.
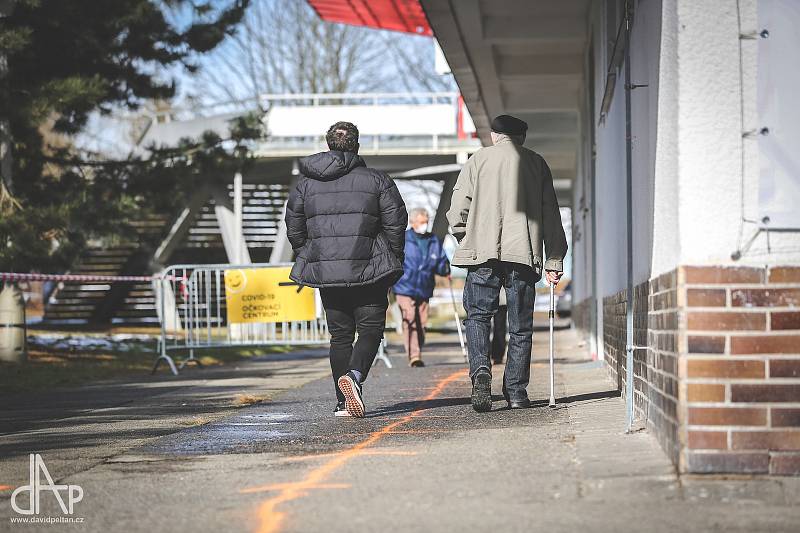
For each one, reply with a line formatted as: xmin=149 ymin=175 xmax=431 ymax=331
xmin=9 ymin=516 xmax=86 ymax=525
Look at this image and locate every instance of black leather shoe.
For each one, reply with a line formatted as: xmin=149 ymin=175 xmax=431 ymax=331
xmin=502 ymin=383 xmax=530 ymax=408
xmin=471 ymin=371 xmax=492 ymax=412
xmin=507 ymin=398 xmax=531 ymax=409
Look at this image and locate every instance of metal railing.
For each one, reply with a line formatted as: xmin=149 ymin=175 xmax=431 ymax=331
xmin=150 ymin=92 xmax=463 ymax=122
xmin=153 ymin=263 xmax=329 ymax=375
xmin=135 ymin=91 xmax=481 ymax=157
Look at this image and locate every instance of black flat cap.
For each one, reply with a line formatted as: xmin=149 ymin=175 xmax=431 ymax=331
xmin=491 ymin=114 xmax=528 ymax=136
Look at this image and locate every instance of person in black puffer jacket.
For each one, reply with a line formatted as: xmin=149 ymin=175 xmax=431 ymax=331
xmin=285 ymin=121 xmax=407 ymax=418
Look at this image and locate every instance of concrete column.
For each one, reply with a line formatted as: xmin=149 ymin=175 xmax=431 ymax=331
xmin=270 ymin=172 xmax=299 ymax=264
xmin=269 ymin=201 xmax=293 ymax=264
xmin=213 ymin=183 xmax=251 ymax=265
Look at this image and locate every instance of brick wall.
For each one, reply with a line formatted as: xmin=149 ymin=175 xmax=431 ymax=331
xmin=602 ymin=271 xmax=680 ymax=465
xmin=646 ymin=271 xmax=680 ymax=464
xmin=681 ymin=266 xmax=800 ymax=475
xmin=632 ymin=280 xmax=649 ymax=421
xmin=602 ymin=290 xmax=626 ymax=392
xmin=601 ymin=265 xmax=800 ymax=475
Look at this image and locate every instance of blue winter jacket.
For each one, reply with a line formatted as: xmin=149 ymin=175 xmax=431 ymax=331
xmin=393 ymin=229 xmax=450 ymax=300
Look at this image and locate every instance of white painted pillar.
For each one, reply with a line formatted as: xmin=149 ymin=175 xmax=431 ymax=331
xmin=234 ymin=172 xmax=243 ymax=264
xmin=215 ymin=174 xmax=251 ymax=265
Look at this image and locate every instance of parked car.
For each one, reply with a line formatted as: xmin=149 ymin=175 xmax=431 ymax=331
xmin=556 ymin=280 xmax=572 ymax=318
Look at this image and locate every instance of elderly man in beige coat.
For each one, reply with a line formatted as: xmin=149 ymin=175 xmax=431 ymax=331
xmin=447 ymin=114 xmax=568 ymax=412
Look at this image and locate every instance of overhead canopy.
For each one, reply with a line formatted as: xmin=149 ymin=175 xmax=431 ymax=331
xmin=420 ymin=0 xmax=591 ymax=183
xmin=307 ymin=0 xmax=432 ymax=35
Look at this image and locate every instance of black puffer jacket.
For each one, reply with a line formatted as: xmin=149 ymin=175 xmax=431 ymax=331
xmin=285 ymin=151 xmax=408 ymax=288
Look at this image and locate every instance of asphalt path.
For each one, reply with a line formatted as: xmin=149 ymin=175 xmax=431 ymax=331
xmin=2 ymin=330 xmax=798 ymax=532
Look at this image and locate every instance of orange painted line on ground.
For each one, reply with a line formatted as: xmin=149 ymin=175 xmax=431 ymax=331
xmin=386 ymin=415 xmax=463 ymax=420
xmin=279 ymin=450 xmax=418 ymax=463
xmin=0 ymin=485 xmax=13 ymax=491
xmin=384 ymin=428 xmax=460 ymax=434
xmin=248 ymin=369 xmax=465 ymax=533
xmin=385 ymin=414 xmax=457 ymax=419
xmin=356 ymin=449 xmax=418 ymax=457
xmin=241 ymin=482 xmax=350 ymax=494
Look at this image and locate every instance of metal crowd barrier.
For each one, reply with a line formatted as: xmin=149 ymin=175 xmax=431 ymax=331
xmin=153 ymin=263 xmax=329 ymax=375
xmin=153 ymin=262 xmax=392 ymax=375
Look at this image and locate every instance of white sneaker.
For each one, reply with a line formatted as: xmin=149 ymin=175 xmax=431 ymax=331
xmin=337 ymin=372 xmax=365 ymax=418
xmin=334 ymin=402 xmax=352 ymax=417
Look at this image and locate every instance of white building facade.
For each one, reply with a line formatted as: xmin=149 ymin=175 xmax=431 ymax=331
xmin=424 ymin=0 xmax=800 ymax=475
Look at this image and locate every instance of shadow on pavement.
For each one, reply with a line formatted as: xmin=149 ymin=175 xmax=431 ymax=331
xmin=367 ymin=388 xmax=620 ymax=418
xmin=557 ymin=389 xmax=620 ymax=404
xmin=367 ymin=396 xmax=471 ymax=417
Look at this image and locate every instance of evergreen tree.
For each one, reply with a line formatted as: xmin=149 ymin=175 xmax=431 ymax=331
xmin=0 ymin=0 xmax=253 ymax=273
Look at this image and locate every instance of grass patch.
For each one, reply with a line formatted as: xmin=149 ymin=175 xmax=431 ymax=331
xmin=233 ymin=393 xmax=270 ymax=406
xmin=0 ymin=350 xmax=155 ymax=394
xmin=0 ymin=333 xmax=302 ymax=395
xmin=180 ymin=416 xmax=213 ymax=427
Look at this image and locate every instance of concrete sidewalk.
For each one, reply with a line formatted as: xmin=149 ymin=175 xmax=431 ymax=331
xmin=1 ymin=328 xmax=798 ymax=532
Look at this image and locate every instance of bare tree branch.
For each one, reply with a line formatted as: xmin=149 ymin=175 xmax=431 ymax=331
xmin=189 ymin=0 xmax=454 ymax=102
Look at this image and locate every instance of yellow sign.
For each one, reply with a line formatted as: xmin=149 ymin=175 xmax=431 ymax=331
xmin=224 ymin=267 xmax=316 ymax=323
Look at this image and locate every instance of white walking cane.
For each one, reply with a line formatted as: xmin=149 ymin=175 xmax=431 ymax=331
xmin=549 ymin=281 xmax=557 ymax=408
xmin=447 ymin=276 xmax=468 ymax=362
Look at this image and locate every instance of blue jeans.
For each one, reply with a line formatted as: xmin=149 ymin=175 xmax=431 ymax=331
xmin=463 ymin=261 xmax=539 ymax=400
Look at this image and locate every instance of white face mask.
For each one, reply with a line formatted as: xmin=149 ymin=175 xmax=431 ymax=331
xmin=412 ymin=224 xmax=427 ymax=234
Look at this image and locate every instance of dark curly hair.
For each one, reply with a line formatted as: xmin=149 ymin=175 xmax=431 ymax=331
xmin=325 ymin=121 xmax=360 ymax=153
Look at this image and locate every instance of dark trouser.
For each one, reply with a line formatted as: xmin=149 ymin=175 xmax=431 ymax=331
xmin=463 ymin=260 xmax=539 ymax=401
xmin=491 ymin=305 xmax=508 ymax=363
xmin=320 ymin=282 xmax=389 ymax=403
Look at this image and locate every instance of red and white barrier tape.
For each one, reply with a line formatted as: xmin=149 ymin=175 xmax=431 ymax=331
xmin=0 ymin=272 xmax=184 ymax=283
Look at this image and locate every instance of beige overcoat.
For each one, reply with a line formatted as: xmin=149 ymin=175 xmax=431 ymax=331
xmin=446 ymin=136 xmax=568 ymax=274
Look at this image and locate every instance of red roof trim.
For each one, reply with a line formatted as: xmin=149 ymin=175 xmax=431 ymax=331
xmin=307 ymin=0 xmax=432 ymax=36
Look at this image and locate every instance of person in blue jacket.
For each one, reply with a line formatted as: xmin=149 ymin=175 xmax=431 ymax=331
xmin=393 ymin=207 xmax=451 ymax=367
